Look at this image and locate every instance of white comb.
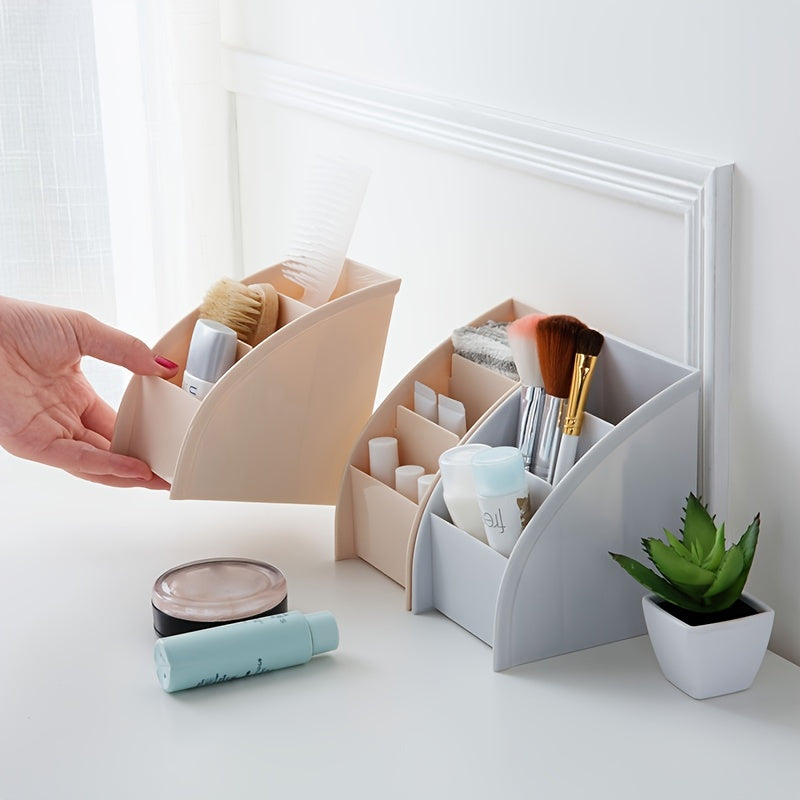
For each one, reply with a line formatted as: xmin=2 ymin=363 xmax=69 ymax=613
xmin=281 ymin=155 xmax=371 ymax=308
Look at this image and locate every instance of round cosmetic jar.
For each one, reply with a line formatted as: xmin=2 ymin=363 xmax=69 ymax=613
xmin=151 ymin=558 xmax=288 ymax=637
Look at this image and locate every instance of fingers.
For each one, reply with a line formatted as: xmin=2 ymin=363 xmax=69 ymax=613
xmin=66 ymin=469 xmax=172 ymax=490
xmin=71 ymin=311 xmax=179 ymax=378
xmin=81 ymin=395 xmax=118 ymax=443
xmin=78 ymin=390 xmax=169 ymax=488
xmin=42 ymin=437 xmax=164 ymax=484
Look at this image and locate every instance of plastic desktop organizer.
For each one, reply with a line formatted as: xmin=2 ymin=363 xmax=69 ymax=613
xmin=334 ymin=299 xmax=702 ymax=672
xmin=111 ymin=260 xmax=400 ymax=503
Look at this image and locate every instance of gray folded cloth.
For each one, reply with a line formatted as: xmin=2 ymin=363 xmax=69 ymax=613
xmin=451 ymin=320 xmax=519 ymax=381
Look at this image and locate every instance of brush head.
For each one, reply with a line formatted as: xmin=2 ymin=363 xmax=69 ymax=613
xmin=536 ymin=315 xmax=587 ymax=398
xmin=507 ymin=314 xmax=545 ymax=388
xmin=575 ymin=327 xmax=605 ymax=358
xmin=200 ymin=278 xmax=279 ymax=347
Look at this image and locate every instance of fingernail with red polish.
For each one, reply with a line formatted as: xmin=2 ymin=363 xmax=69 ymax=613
xmin=155 ymin=355 xmax=178 ymax=369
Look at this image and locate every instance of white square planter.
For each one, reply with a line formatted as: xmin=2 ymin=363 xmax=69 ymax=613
xmin=642 ymin=593 xmax=774 ymax=700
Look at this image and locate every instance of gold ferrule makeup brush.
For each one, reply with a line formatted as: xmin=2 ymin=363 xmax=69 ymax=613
xmin=551 ymin=328 xmax=605 ymax=486
xmin=532 ymin=314 xmax=587 ymax=483
xmin=507 ymin=313 xmax=546 ymax=472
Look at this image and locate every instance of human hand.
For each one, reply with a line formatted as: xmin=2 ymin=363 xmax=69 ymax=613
xmin=0 ymin=296 xmax=179 ymax=488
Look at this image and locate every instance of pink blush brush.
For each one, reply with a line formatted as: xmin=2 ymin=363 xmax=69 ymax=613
xmin=507 ymin=313 xmax=546 ymax=472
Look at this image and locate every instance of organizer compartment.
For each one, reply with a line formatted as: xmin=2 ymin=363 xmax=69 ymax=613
xmin=411 ymin=331 xmax=701 ymax=671
xmin=347 ymin=467 xmax=418 ymax=586
xmin=422 ymin=470 xmax=553 ymax=645
xmin=111 ymin=260 xmax=400 ymax=503
xmin=335 ymin=299 xmax=530 ymax=590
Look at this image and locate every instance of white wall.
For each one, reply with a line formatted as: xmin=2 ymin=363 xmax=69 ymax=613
xmin=220 ymin=0 xmax=800 ymax=665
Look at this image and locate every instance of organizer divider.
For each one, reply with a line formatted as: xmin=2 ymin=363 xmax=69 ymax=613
xmin=347 ymin=466 xmax=418 ymax=586
xmin=395 ymin=407 xmax=459 ymax=474
xmin=429 ymin=513 xmax=508 ymax=646
xmin=448 ymin=354 xmax=519 ymax=429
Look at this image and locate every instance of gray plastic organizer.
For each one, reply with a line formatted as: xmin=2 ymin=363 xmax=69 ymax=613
xmin=410 ymin=330 xmax=702 ymax=671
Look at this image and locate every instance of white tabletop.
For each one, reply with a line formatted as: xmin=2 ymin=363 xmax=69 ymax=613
xmin=1 ymin=449 xmax=799 ymax=800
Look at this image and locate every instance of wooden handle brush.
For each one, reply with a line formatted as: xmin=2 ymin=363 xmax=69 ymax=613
xmin=551 ymin=328 xmax=605 ymax=485
xmin=533 ymin=314 xmax=587 ymax=483
xmin=200 ymin=278 xmax=279 ymax=347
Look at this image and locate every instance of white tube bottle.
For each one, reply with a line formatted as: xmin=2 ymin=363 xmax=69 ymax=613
xmin=471 ymin=446 xmax=532 ymax=557
xmin=368 ymin=436 xmax=399 ymax=487
xmin=438 ymin=444 xmax=490 ymax=542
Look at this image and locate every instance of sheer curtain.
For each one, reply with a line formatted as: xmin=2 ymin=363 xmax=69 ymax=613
xmin=0 ymin=0 xmax=237 ymax=402
xmin=0 ymin=0 xmax=116 ymax=317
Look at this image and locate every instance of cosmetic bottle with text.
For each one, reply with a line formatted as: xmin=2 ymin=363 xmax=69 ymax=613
xmin=472 ymin=446 xmax=531 ymax=557
xmin=154 ymin=609 xmax=339 ymax=692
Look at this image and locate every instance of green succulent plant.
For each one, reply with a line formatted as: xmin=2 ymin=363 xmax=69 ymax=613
xmin=610 ymin=493 xmax=760 ymax=614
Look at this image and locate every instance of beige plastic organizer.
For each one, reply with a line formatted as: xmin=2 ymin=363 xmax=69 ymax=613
xmin=111 ymin=260 xmax=400 ymax=503
xmin=334 ymin=299 xmax=531 ymax=594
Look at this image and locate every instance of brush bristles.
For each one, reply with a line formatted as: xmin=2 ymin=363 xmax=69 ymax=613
xmin=201 ymin=278 xmax=263 ymax=342
xmin=536 ymin=315 xmax=587 ymax=398
xmin=575 ymin=328 xmax=605 ymax=358
xmin=507 ymin=313 xmax=544 ymax=339
xmin=507 ymin=313 xmax=545 ymax=387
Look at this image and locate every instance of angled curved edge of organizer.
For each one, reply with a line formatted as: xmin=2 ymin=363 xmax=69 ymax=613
xmin=334 ymin=298 xmax=534 ymax=593
xmin=111 ymin=260 xmax=400 ymax=503
xmin=410 ymin=332 xmax=702 ymax=672
xmin=492 ymin=369 xmax=701 ymax=671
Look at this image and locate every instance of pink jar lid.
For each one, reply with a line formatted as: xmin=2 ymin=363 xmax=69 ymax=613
xmin=151 ymin=558 xmax=288 ymax=637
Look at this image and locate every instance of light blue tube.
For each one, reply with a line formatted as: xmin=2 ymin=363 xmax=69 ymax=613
xmin=154 ymin=610 xmax=339 ymax=693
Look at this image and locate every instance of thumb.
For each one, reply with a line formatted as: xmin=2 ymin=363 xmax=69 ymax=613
xmin=73 ymin=312 xmax=180 ymax=377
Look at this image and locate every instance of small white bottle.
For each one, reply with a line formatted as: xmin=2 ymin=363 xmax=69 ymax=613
xmin=368 ymin=436 xmax=399 ymax=487
xmin=417 ymin=473 xmax=436 ymax=502
xmin=438 ymin=444 xmax=491 ymax=542
xmin=471 ymin=446 xmax=532 ymax=557
xmin=395 ymin=464 xmax=425 ymax=501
